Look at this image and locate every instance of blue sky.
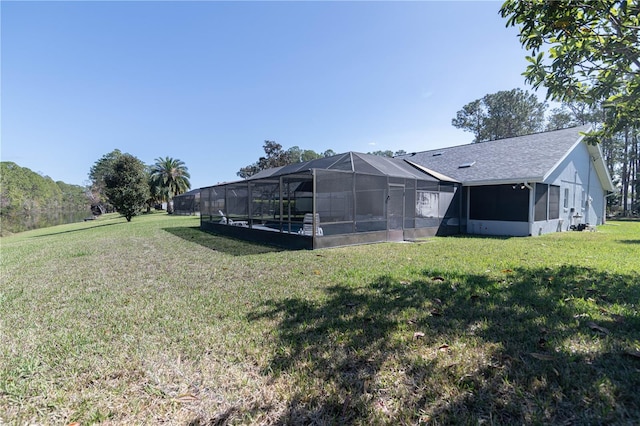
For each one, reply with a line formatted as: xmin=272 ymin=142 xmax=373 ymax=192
xmin=2 ymin=1 xmax=542 ymax=190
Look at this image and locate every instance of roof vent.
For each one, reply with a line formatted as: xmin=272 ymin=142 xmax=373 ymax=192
xmin=432 ymin=152 xmax=443 ymax=157
xmin=458 ymin=161 xmax=476 ymax=168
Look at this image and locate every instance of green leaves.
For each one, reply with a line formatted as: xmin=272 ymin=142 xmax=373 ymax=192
xmin=104 ymin=154 xmax=150 ymax=221
xmin=451 ymin=89 xmax=547 ymax=143
xmin=501 ymin=0 xmax=640 ymax=137
xmin=149 ymin=157 xmax=191 ymax=213
xmin=237 ymin=141 xmax=331 ymax=178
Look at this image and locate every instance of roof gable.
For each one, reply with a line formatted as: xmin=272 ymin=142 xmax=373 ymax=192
xmin=585 ymin=142 xmax=616 ymax=192
xmin=398 ymin=125 xmax=593 ymax=185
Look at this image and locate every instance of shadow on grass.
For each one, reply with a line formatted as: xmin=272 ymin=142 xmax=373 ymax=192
xmin=29 ymin=221 xmax=123 ymax=238
xmin=163 ymin=226 xmax=282 ymax=256
xmin=617 ymin=239 xmax=640 ymax=244
xmin=247 ymin=265 xmax=640 ymax=424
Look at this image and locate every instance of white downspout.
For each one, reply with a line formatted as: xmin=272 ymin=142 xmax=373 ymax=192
xmin=586 ymin=155 xmax=594 ymax=225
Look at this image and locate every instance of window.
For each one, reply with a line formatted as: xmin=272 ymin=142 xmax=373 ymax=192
xmin=563 ymin=188 xmax=569 ymax=208
xmin=469 ymin=185 xmax=528 ymax=222
xmin=534 ymin=183 xmax=560 ymax=221
xmin=416 ymin=191 xmax=439 ymax=218
xmin=549 ymin=186 xmax=560 ymax=219
xmin=534 ymin=183 xmax=549 ymax=221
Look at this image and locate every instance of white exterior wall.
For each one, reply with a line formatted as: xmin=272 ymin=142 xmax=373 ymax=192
xmin=542 ymin=142 xmax=607 ymax=231
xmin=532 ymin=218 xmax=565 ymax=235
xmin=467 ymin=220 xmax=530 ymax=236
xmin=464 ymin=141 xmax=608 ymax=237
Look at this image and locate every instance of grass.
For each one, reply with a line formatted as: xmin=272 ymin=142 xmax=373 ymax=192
xmin=1 ymin=212 xmax=639 ymax=425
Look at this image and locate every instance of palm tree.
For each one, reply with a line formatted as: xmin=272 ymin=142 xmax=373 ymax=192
xmin=149 ymin=157 xmax=191 ymax=214
xmin=145 ymin=167 xmax=164 ymax=213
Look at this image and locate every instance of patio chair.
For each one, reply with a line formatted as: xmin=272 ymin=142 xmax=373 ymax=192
xmin=300 ymin=213 xmax=323 ymax=236
xmin=219 ymin=210 xmax=232 ymax=225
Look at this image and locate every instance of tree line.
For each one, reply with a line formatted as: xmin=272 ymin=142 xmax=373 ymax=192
xmin=0 ymin=161 xmax=90 ymax=214
xmin=0 ymin=151 xmax=193 ymax=228
xmin=237 ymin=141 xmax=408 ymax=179
xmin=236 ymin=143 xmax=335 ymax=178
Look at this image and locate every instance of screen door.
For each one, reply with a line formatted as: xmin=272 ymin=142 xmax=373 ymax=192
xmin=387 ymin=185 xmax=404 ymax=241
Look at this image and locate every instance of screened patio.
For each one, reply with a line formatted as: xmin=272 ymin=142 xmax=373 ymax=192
xmin=200 ymin=152 xmax=460 ymax=249
xmin=172 ymin=189 xmax=200 ymax=216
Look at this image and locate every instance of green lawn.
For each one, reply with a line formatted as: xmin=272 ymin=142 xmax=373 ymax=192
xmin=1 ymin=213 xmax=639 ymax=425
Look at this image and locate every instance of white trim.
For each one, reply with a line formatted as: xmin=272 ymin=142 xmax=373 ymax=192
xmin=404 ymin=160 xmax=460 ymax=183
xmin=460 ymin=177 xmax=542 ymax=187
xmin=586 ymin=143 xmax=615 ymax=192
xmin=539 ymin=126 xmax=615 ymax=192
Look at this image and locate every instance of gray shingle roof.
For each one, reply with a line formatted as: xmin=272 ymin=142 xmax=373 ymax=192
xmin=247 ymin=152 xmax=440 ymax=181
xmin=397 ymin=125 xmax=592 ymax=185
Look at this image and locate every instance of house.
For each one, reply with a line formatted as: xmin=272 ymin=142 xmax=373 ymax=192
xmin=199 ymin=126 xmax=614 ymax=247
xmin=200 ymin=152 xmax=460 ymax=249
xmin=397 ymin=125 xmax=615 ymax=236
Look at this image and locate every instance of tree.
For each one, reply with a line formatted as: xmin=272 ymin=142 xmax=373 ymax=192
xmin=237 ymin=163 xmax=261 ymax=179
xmin=56 ymin=181 xmax=92 ymax=211
xmin=619 ymin=127 xmax=640 ymax=215
xmin=0 ymin=163 xmax=92 ymax=234
xmin=237 ymin=141 xmax=291 ymax=178
xmin=88 ymin=149 xmax=123 ymax=209
xmin=146 ymin=168 xmax=164 ymax=213
xmin=565 ymin=101 xmax=600 ymax=125
xmin=452 ymin=89 xmax=547 ymax=142
xmin=544 ymin=99 xmax=640 ymax=217
xmin=286 ymin=146 xmax=324 ymax=163
xmin=367 ymin=150 xmax=407 ymax=158
xmin=260 ymin=141 xmax=290 ymax=169
xmin=0 ymin=162 xmax=64 ymax=213
xmin=238 ymin=141 xmax=290 ymax=178
xmin=369 ymin=150 xmax=394 ymax=157
xmin=546 ymin=100 xmax=605 ymax=131
xmin=237 ymin=142 xmax=337 ymax=178
xmin=451 ymin=99 xmax=486 ymax=142
xmin=104 ymin=154 xmax=150 ymax=222
xmin=500 ymin=0 xmax=640 ymax=140
xmin=285 ymin=146 xmax=304 ymax=163
xmin=149 ymin=157 xmax=191 ymax=214
xmin=546 ymin=106 xmax=580 ymax=131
